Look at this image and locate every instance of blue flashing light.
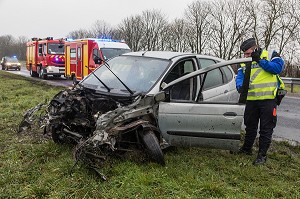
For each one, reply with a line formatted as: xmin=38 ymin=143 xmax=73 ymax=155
xmin=95 ymin=36 xmax=123 ymax=43
xmin=55 ymin=58 xmax=59 ymax=61
xmin=97 ymin=38 xmax=113 ymax=42
xmin=66 ymin=38 xmax=74 ymax=41
xmin=13 ymin=55 xmax=17 ymax=58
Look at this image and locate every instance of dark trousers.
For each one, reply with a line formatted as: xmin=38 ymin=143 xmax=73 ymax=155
xmin=243 ymin=99 xmax=277 ymax=155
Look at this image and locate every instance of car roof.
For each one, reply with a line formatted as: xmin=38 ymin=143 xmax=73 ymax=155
xmin=123 ymin=51 xmax=223 ymax=61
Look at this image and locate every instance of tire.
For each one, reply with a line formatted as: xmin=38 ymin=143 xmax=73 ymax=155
xmin=39 ymin=66 xmax=47 ymax=79
xmin=73 ymin=76 xmax=78 ymax=85
xmin=51 ymin=126 xmax=66 ymax=144
xmin=30 ymin=66 xmax=38 ymax=77
xmin=53 ymin=75 xmax=61 ymax=78
xmin=140 ymin=130 xmax=165 ymax=165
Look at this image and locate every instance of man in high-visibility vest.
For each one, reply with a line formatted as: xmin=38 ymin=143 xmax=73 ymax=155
xmin=236 ymin=38 xmax=285 ymax=165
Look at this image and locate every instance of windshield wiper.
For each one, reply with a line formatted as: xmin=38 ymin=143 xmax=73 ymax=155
xmin=94 ymin=55 xmax=134 ymax=95
xmin=81 ymin=65 xmax=111 ymax=92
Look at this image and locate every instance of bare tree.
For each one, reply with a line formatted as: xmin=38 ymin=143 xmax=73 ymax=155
xmin=66 ymin=29 xmax=93 ymax=39
xmin=184 ymin=0 xmax=212 ymax=54
xmin=117 ymin=15 xmax=144 ymax=51
xmin=209 ymin=0 xmax=251 ymax=59
xmin=13 ymin=36 xmax=29 ymax=60
xmin=0 ymin=35 xmax=15 ymax=58
xmin=0 ymin=35 xmax=29 ymax=60
xmin=257 ymin=0 xmax=286 ymax=50
xmin=165 ymin=18 xmax=189 ymax=52
xmin=140 ymin=9 xmax=168 ymax=51
xmin=90 ymin=20 xmax=113 ymax=38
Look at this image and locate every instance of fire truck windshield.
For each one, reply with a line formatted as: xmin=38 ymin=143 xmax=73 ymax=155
xmin=48 ymin=43 xmax=65 ymax=55
xmin=101 ymin=48 xmax=131 ymax=60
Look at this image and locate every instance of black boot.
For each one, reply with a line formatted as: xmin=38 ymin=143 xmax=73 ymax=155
xmin=238 ymin=147 xmax=253 ymax=155
xmin=253 ymin=153 xmax=267 ymax=165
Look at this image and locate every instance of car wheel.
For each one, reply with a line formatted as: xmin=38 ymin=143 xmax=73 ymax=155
xmin=53 ymin=75 xmax=61 ymax=78
xmin=52 ymin=130 xmax=66 ymax=144
xmin=51 ymin=125 xmax=67 ymax=144
xmin=140 ymin=130 xmax=165 ymax=165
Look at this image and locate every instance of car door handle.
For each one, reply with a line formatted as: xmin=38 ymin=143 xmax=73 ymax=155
xmin=223 ymin=112 xmax=237 ymax=117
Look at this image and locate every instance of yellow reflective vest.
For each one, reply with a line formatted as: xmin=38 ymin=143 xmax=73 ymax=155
xmin=240 ymin=50 xmax=285 ymax=100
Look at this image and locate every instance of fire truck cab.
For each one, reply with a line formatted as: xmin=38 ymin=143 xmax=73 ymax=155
xmin=26 ymin=37 xmax=65 ymax=79
xmin=65 ymin=38 xmax=131 ymax=82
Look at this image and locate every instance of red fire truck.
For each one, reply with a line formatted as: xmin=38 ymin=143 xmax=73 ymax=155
xmin=26 ymin=37 xmax=65 ymax=79
xmin=65 ymin=38 xmax=130 ymax=82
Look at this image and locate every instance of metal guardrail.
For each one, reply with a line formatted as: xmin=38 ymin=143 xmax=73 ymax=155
xmin=281 ymin=77 xmax=300 ymax=93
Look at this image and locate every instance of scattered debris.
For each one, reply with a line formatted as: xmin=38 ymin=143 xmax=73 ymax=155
xmin=19 ymin=86 xmax=165 ymax=178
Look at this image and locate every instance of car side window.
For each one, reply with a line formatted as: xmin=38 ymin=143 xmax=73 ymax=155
xmin=203 ymin=68 xmax=223 ymax=90
xmin=164 ymin=60 xmax=195 ymax=84
xmin=221 ymin=66 xmax=233 ymax=83
xmin=38 ymin=44 xmax=43 ymax=55
xmin=43 ymin=44 xmax=47 ymax=55
xmin=198 ymin=58 xmax=233 ymax=90
xmin=198 ymin=58 xmax=223 ymax=90
xmin=164 ymin=59 xmax=197 ymax=101
xmin=198 ymin=58 xmax=216 ymax=69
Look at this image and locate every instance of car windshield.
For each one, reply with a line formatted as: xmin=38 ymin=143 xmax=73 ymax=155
xmin=7 ymin=57 xmax=19 ymax=62
xmin=48 ymin=43 xmax=65 ymax=54
xmin=101 ymin=48 xmax=131 ymax=60
xmin=81 ymin=55 xmax=170 ymax=94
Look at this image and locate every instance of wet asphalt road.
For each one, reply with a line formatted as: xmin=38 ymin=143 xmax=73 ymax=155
xmin=5 ymin=67 xmax=73 ymax=88
xmin=274 ymin=96 xmax=300 ymax=144
xmin=4 ymin=67 xmax=300 ymax=143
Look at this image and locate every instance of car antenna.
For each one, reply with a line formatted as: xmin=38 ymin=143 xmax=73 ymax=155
xmin=142 ymin=51 xmax=148 ymax=56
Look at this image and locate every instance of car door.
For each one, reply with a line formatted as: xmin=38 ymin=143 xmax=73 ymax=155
xmin=198 ymin=58 xmax=235 ymax=102
xmin=158 ymin=59 xmax=247 ymax=152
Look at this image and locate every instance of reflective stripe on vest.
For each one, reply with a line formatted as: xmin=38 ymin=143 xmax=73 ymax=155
xmin=240 ymin=50 xmax=278 ymax=100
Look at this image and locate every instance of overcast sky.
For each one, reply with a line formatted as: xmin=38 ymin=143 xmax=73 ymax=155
xmin=0 ymin=0 xmax=195 ymax=39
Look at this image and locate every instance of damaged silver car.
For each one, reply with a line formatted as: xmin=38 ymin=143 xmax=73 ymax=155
xmin=20 ymin=51 xmax=251 ymax=171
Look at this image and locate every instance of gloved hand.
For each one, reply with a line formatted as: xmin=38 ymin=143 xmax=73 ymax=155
xmin=271 ymin=50 xmax=280 ymax=58
xmin=251 ymin=48 xmax=262 ymax=63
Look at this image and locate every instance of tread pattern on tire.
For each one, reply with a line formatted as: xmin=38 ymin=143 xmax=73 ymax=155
xmin=141 ymin=130 xmax=165 ymax=165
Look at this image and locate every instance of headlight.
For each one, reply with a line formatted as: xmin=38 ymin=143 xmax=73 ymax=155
xmin=17 ymin=63 xmax=21 ymax=66
xmin=7 ymin=63 xmax=11 ymax=66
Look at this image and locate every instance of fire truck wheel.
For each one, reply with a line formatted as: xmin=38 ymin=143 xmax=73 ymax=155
xmin=39 ymin=66 xmax=47 ymax=79
xmin=30 ymin=66 xmax=38 ymax=77
xmin=73 ymin=77 xmax=78 ymax=85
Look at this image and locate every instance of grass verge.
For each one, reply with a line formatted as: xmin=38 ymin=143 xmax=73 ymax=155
xmin=1 ymin=71 xmax=300 ymax=198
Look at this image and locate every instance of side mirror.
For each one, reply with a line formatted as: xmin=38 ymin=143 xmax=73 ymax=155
xmin=154 ymin=91 xmax=166 ymax=103
xmin=94 ymin=57 xmax=101 ymax=64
